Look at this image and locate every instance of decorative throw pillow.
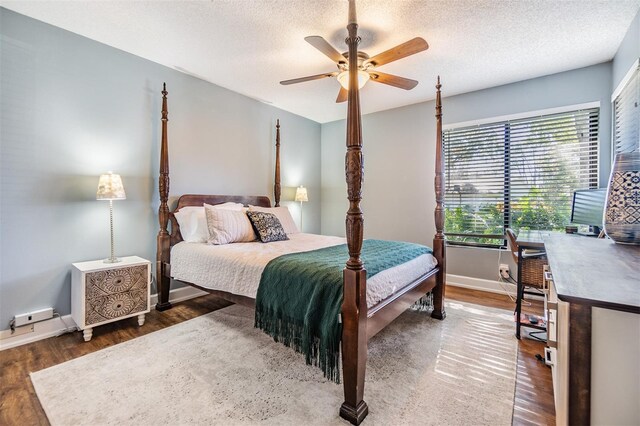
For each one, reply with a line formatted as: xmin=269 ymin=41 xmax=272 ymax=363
xmin=175 ymin=203 xmax=243 ymax=243
xmin=205 ymin=205 xmax=256 ymax=245
xmin=246 ymin=211 xmax=289 ymax=243
xmin=248 ymin=206 xmax=299 ymax=234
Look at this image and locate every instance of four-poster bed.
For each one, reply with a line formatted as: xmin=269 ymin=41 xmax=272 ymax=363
xmin=154 ymin=9 xmax=446 ymax=426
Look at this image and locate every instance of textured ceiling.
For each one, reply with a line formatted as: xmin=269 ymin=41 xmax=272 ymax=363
xmin=2 ymin=0 xmax=639 ymax=123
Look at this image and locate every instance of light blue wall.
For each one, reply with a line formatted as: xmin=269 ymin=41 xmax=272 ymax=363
xmin=612 ymin=9 xmax=640 ymax=90
xmin=321 ymin=63 xmax=613 ymax=280
xmin=0 ymin=8 xmax=321 ymax=329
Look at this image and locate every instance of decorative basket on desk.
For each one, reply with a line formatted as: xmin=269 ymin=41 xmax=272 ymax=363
xmin=604 ymin=151 xmax=640 ymax=245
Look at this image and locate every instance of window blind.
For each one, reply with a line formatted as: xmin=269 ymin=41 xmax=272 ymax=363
xmin=444 ymin=108 xmax=599 ymax=247
xmin=613 ymin=65 xmax=640 ymax=155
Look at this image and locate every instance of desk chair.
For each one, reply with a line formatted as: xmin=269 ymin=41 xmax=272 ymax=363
xmin=506 ymin=229 xmax=548 ymax=340
xmin=506 ymin=229 xmax=547 ymax=289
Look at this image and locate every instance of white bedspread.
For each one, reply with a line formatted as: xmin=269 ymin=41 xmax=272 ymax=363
xmin=171 ymin=233 xmax=437 ymax=309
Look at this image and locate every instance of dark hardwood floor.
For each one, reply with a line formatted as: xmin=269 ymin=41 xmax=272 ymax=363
xmin=0 ymin=287 xmax=554 ymax=426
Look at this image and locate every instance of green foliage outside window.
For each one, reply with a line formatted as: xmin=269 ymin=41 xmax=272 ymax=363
xmin=444 ymin=109 xmax=599 ymax=247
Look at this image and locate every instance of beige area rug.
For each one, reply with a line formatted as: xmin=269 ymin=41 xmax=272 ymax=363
xmin=31 ymin=301 xmax=517 ymax=425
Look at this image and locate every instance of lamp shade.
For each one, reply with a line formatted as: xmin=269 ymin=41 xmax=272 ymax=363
xmin=295 ymin=186 xmax=308 ymax=202
xmin=96 ymin=172 xmax=126 ymax=200
xmin=337 ymin=70 xmax=370 ymax=90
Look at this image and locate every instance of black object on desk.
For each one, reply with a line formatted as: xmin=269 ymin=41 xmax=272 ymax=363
xmin=571 ymin=188 xmax=605 ymax=236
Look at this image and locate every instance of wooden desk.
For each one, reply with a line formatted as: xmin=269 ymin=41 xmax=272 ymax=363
xmin=546 ymin=236 xmax=640 ymax=313
xmin=516 ymin=229 xmax=554 ymax=249
xmin=544 ymin=235 xmax=640 ymax=425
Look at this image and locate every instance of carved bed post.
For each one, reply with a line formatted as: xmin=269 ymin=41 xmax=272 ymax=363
xmin=340 ymin=1 xmax=368 ymax=424
xmin=156 ymin=83 xmax=172 ymax=311
xmin=274 ymin=119 xmax=281 ymax=207
xmin=431 ymin=77 xmax=446 ymax=320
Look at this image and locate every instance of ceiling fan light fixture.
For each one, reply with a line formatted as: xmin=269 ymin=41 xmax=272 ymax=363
xmin=337 ymin=70 xmax=370 ymax=90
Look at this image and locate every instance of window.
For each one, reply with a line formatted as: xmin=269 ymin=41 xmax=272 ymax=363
xmin=613 ymin=63 xmax=639 ymax=155
xmin=444 ymin=107 xmax=599 ymax=248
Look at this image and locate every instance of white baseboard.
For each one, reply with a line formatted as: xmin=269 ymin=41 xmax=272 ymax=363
xmin=0 ymin=315 xmax=76 ymax=351
xmin=150 ymin=286 xmax=208 ymax=306
xmin=447 ymin=274 xmax=515 ymax=296
xmin=0 ymin=286 xmax=208 ymax=351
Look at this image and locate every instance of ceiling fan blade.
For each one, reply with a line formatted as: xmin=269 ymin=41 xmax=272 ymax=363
xmin=365 ymin=37 xmax=429 ymax=67
xmin=305 ymin=36 xmax=347 ymax=64
xmin=369 ymin=72 xmax=419 ymax=90
xmin=280 ymin=72 xmax=337 ymax=85
xmin=336 ymin=87 xmax=348 ymax=103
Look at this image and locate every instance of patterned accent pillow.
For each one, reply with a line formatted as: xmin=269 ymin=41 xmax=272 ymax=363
xmin=246 ymin=211 xmax=289 ymax=243
xmin=248 ymin=206 xmax=299 ymax=234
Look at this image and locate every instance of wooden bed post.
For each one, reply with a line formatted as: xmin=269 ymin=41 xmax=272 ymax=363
xmin=274 ymin=119 xmax=281 ymax=207
xmin=431 ymin=77 xmax=446 ymax=320
xmin=340 ymin=1 xmax=368 ymax=424
xmin=156 ymin=83 xmax=172 ymax=311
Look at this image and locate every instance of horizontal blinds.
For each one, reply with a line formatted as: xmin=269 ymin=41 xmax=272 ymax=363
xmin=509 ymin=110 xmax=598 ymax=231
xmin=444 ymin=108 xmax=599 ymax=246
xmin=444 ymin=124 xmax=505 ymax=244
xmin=613 ymin=65 xmax=640 ymax=155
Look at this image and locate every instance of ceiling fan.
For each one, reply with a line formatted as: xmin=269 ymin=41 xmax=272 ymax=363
xmin=280 ymin=2 xmax=429 ymax=103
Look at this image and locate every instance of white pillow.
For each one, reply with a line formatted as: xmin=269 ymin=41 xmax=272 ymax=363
xmin=205 ymin=206 xmax=256 ymax=245
xmin=248 ymin=205 xmax=299 ymax=234
xmin=174 ymin=203 xmax=243 ymax=243
xmin=203 ymin=202 xmax=244 ymax=211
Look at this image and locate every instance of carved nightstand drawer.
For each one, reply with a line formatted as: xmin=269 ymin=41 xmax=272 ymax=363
xmin=72 ymin=257 xmax=151 ymax=341
xmin=85 ymin=265 xmax=148 ymax=299
xmin=85 ymin=288 xmax=148 ymax=325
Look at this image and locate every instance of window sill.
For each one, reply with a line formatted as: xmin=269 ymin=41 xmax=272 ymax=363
xmin=446 ymin=243 xmax=508 ymax=252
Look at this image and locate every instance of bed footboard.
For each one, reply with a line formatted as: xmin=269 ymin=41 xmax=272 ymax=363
xmin=366 ymin=269 xmax=438 ymax=339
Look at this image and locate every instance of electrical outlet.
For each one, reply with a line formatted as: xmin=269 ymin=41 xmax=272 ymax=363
xmin=0 ymin=323 xmax=34 ymax=340
xmin=14 ymin=308 xmax=54 ymax=327
xmin=499 ymin=264 xmax=510 ymax=277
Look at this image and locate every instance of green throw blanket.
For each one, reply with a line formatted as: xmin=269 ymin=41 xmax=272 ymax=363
xmin=254 ymin=239 xmax=433 ymax=383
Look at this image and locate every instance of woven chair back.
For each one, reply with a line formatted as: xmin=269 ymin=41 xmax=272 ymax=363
xmin=506 ymin=228 xmax=546 ymax=289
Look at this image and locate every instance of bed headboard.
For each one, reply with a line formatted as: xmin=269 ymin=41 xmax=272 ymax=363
xmin=155 ymin=84 xmax=282 ymax=310
xmin=168 ymin=194 xmax=271 ymax=246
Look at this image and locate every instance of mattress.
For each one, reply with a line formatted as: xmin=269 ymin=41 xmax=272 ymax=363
xmin=171 ymin=233 xmax=438 ymax=309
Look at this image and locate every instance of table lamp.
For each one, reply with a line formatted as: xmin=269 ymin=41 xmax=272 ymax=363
xmin=96 ymin=171 xmax=126 ymax=263
xmin=294 ymin=185 xmax=308 ymax=232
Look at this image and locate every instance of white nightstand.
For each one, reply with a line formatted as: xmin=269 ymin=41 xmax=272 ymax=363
xmin=71 ymin=256 xmax=151 ymax=341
